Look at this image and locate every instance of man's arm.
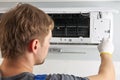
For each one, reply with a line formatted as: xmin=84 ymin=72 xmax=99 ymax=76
xmin=88 ymin=54 xmax=115 ymax=80
xmin=88 ymin=38 xmax=115 ymax=80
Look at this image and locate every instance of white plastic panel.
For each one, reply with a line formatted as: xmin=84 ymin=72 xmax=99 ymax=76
xmin=91 ymin=12 xmax=113 ymax=43
xmin=41 ymin=8 xmax=115 ymax=44
xmin=93 ymin=19 xmax=110 ymax=41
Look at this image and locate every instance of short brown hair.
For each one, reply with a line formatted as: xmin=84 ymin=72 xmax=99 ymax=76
xmin=0 ymin=3 xmax=54 ymax=59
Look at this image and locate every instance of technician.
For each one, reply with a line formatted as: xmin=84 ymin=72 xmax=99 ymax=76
xmin=0 ymin=3 xmax=115 ymax=80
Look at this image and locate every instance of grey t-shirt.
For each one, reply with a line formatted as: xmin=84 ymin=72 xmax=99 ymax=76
xmin=0 ymin=72 xmax=89 ymax=80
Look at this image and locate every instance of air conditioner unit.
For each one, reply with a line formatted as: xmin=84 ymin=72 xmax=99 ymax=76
xmin=41 ymin=8 xmax=117 ymax=54
xmin=41 ymin=8 xmax=117 ymax=44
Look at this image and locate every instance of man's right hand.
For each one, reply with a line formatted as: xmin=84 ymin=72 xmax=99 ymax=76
xmin=97 ymin=37 xmax=114 ymax=55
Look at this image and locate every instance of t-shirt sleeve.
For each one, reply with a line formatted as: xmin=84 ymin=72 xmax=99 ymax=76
xmin=46 ymin=74 xmax=89 ymax=80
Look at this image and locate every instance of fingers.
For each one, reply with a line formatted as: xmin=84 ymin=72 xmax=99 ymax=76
xmin=98 ymin=36 xmax=114 ymax=55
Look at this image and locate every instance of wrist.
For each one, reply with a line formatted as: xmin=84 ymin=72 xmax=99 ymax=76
xmin=100 ymin=52 xmax=112 ymax=55
xmin=100 ymin=52 xmax=112 ymax=58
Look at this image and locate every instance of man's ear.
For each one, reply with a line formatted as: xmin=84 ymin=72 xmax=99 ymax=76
xmin=28 ymin=39 xmax=40 ymax=54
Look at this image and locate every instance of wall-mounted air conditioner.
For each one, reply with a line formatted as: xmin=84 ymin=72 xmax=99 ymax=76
xmin=41 ymin=8 xmax=117 ymax=45
xmin=41 ymin=8 xmax=118 ymax=54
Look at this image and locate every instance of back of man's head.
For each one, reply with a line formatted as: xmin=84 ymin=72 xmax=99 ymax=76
xmin=0 ymin=3 xmax=54 ymax=60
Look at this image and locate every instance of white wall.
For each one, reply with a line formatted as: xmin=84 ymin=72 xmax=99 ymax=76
xmin=0 ymin=1 xmax=120 ymax=80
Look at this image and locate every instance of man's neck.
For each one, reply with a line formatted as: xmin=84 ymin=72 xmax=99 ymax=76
xmin=0 ymin=58 xmax=34 ymax=77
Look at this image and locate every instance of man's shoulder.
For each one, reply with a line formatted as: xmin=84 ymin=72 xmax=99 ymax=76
xmin=0 ymin=72 xmax=89 ymax=80
xmin=0 ymin=72 xmax=34 ymax=80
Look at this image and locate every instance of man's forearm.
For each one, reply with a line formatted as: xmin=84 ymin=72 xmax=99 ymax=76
xmin=98 ymin=53 xmax=115 ymax=80
xmin=88 ymin=54 xmax=115 ymax=80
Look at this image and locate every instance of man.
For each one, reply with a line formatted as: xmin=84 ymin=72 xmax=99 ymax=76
xmin=0 ymin=3 xmax=115 ymax=80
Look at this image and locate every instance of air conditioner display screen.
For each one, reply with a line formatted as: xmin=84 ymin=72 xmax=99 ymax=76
xmin=48 ymin=13 xmax=90 ymax=38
